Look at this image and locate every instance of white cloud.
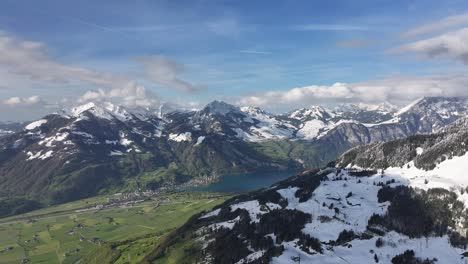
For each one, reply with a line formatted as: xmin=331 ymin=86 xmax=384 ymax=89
xmin=236 ymin=73 xmax=468 ymax=109
xmin=79 ymin=82 xmax=159 ymax=108
xmin=0 ymin=31 xmax=168 ymax=102
xmin=0 ymin=95 xmax=59 ymax=121
xmin=139 ymin=56 xmax=200 ymax=93
xmin=0 ymin=31 xmax=134 ymax=89
xmin=393 ymin=28 xmax=468 ymax=64
xmin=2 ymin=95 xmax=42 ymax=106
xmin=402 ymin=13 xmax=468 ymax=38
xmin=0 ymin=31 xmax=166 ymax=111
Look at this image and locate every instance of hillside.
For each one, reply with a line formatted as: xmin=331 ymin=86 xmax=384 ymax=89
xmin=144 ymin=116 xmax=468 ymax=263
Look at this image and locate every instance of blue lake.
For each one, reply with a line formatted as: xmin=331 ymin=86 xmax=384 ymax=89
xmin=191 ymin=170 xmax=297 ymax=193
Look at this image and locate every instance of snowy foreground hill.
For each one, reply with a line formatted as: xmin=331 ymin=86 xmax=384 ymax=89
xmin=144 ymin=118 xmax=468 ymax=263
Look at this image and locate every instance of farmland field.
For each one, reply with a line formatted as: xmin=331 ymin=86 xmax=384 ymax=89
xmin=0 ymin=192 xmax=229 ymax=264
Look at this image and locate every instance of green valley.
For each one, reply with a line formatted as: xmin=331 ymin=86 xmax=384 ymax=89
xmin=0 ymin=191 xmax=230 ymax=264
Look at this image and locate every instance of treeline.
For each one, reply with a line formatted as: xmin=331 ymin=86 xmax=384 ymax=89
xmin=0 ymin=197 xmax=43 ymax=218
xmin=368 ymin=186 xmax=468 ymax=247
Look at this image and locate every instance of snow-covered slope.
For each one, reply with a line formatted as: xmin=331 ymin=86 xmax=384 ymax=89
xmin=70 ymin=101 xmax=142 ymax=122
xmin=149 ymin=119 xmax=468 ymax=263
xmin=149 ymin=167 xmax=468 ymax=263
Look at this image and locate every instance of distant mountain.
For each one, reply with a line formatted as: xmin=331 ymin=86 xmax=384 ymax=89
xmin=145 ymin=115 xmax=468 ymax=263
xmin=332 ymin=102 xmax=397 ymax=123
xmin=165 ymin=101 xmax=296 ymax=142
xmin=0 ymin=121 xmax=26 ymax=137
xmin=336 ymin=115 xmax=468 ymax=171
xmin=0 ymin=96 xmax=467 ymax=216
xmin=0 ymin=101 xmax=296 ymax=211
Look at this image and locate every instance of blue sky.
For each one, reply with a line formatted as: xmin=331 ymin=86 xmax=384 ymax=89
xmin=1 ymin=0 xmax=468 ymax=120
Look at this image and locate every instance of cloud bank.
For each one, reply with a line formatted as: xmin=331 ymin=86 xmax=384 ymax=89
xmin=79 ymin=83 xmax=159 ymax=108
xmin=2 ymin=96 xmax=42 ymax=106
xmin=237 ymin=73 xmax=468 ymax=109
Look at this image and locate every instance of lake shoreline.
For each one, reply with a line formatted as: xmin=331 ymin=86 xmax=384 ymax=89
xmin=187 ymin=169 xmax=299 ymax=193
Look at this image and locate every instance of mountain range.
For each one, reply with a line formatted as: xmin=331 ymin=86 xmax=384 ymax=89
xmin=0 ymin=96 xmax=467 ymax=216
xmin=143 ymin=114 xmax=468 ymax=263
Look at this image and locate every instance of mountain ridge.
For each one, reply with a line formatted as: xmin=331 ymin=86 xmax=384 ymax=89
xmin=1 ymin=96 xmax=467 ymax=217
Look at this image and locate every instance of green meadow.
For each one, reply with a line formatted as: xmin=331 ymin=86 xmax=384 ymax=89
xmin=0 ymin=192 xmax=229 ymax=264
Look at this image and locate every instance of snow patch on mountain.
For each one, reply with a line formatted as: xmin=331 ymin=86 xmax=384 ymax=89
xmin=240 ymin=106 xmax=296 ymax=141
xmin=169 ymin=132 xmax=192 ymax=142
xmin=71 ymin=102 xmax=96 ymax=116
xmin=416 ymin=147 xmax=424 ymax=155
xmin=382 ymin=152 xmax=468 ymax=192
xmin=38 ymin=132 xmax=69 ymax=147
xmin=109 ymin=150 xmax=124 ymax=156
xmin=272 ymin=232 xmax=459 ymax=264
xmin=70 ymin=130 xmax=94 ymax=139
xmin=230 ymin=200 xmax=281 ymax=223
xmin=296 ymin=120 xmax=325 ymax=139
xmin=39 ymin=150 xmax=54 ymax=160
xmin=0 ymin=129 xmax=14 ymax=136
xmin=300 ymin=172 xmax=390 ymax=242
xmin=25 ymin=119 xmax=47 ymax=130
xmin=70 ymin=102 xmax=135 ymax=122
xmin=119 ymin=132 xmax=133 ymax=146
xmin=395 ymin=98 xmax=424 ymax=116
xmin=235 ymin=250 xmax=266 ymax=264
xmin=207 ymin=216 xmax=240 ymax=231
xmin=195 ymin=136 xmax=205 ymax=146
xmin=200 ymin=208 xmax=221 ymax=219
xmin=26 ymin=151 xmax=42 ymax=160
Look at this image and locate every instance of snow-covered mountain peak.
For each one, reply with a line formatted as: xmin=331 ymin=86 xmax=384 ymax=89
xmin=70 ymin=101 xmax=136 ymax=122
xmin=240 ymin=106 xmax=266 ymax=115
xmin=289 ymin=105 xmax=330 ymax=121
xmin=395 ymin=96 xmax=468 ymax=116
xmin=373 ymin=102 xmax=398 ymax=113
xmin=394 ymin=97 xmax=425 ymax=116
xmin=335 ymin=102 xmax=397 ymax=114
xmin=203 ymin=100 xmax=240 ymax=115
xmin=356 ymin=102 xmax=397 ymax=113
xmin=71 ymin=102 xmax=98 ymax=116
